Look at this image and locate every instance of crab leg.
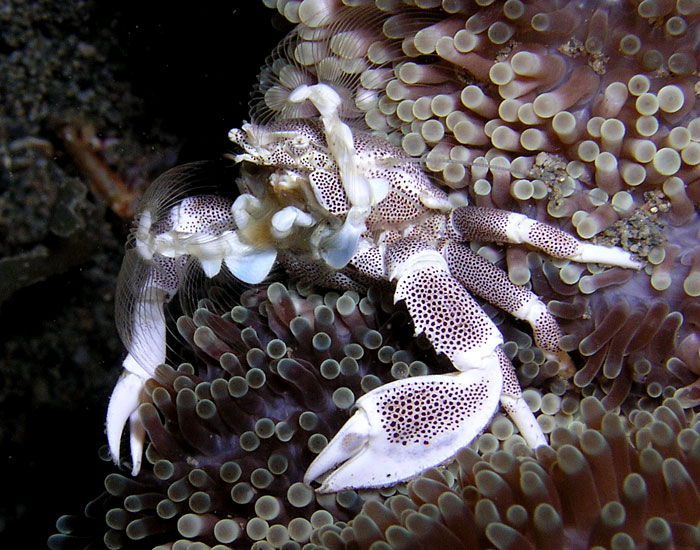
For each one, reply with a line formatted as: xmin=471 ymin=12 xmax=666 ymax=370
xmin=288 ymin=83 xmax=372 ymax=210
xmin=450 ymin=206 xmax=643 ymax=268
xmin=393 ymin=244 xmax=545 ymax=450
xmin=107 ymin=276 xmax=168 ymax=475
xmin=304 ymin=239 xmax=545 ymax=492
xmin=443 ymin=241 xmax=567 ymax=364
xmin=107 ymin=188 xmax=278 ymax=475
xmin=497 ymin=345 xmax=544 ymax=447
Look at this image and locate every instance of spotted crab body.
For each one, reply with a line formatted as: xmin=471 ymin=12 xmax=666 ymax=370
xmin=106 ymin=78 xmax=641 ymax=491
xmin=105 ymin=0 xmax=649 ymax=490
xmin=228 ymin=87 xmax=640 ymax=491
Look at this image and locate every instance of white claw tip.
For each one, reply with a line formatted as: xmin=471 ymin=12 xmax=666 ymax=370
xmin=106 ymin=365 xmax=148 ymax=474
xmin=576 ymin=243 xmax=644 ymax=269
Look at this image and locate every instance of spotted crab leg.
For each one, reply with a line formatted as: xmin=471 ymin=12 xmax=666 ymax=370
xmin=304 ymin=238 xmax=545 ymax=492
xmin=107 ymin=184 xmax=277 ymax=475
xmin=497 ymin=345 xmax=542 ymax=443
xmin=444 ymin=207 xmax=642 ymax=378
xmin=107 ymin=269 xmax=169 ymax=475
xmin=450 ymin=206 xmax=643 ymax=268
xmin=443 ymin=241 xmax=572 ymax=372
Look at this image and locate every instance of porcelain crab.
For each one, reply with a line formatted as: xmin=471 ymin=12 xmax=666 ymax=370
xmin=106 ymin=82 xmax=641 ymax=491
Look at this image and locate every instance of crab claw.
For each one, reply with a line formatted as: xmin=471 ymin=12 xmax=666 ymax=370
xmin=106 ymin=357 xmax=148 ymax=475
xmin=304 ymin=368 xmax=502 ymax=492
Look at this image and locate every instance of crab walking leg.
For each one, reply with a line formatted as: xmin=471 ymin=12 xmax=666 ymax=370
xmin=305 ymin=240 xmax=545 ymax=492
xmin=497 ymin=346 xmax=546 ymax=447
xmin=450 ymin=206 xmax=643 ymax=269
xmin=278 ymin=251 xmax=367 ymax=293
xmin=443 ymin=241 xmax=568 ymax=364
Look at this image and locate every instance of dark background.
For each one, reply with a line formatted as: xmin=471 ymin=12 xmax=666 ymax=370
xmin=0 ymin=2 xmax=287 ymax=547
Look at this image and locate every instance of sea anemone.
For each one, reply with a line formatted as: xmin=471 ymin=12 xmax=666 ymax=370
xmin=311 ymin=395 xmax=700 ymax=550
xmin=49 ymin=280 xmax=445 ymax=550
xmin=259 ymin=0 xmax=700 ymax=409
xmin=264 ymin=0 xmax=700 ymax=203
xmin=51 ymin=1 xmax=700 ymax=548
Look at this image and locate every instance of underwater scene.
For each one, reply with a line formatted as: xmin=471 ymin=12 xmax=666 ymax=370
xmin=2 ymin=1 xmax=700 ymax=549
